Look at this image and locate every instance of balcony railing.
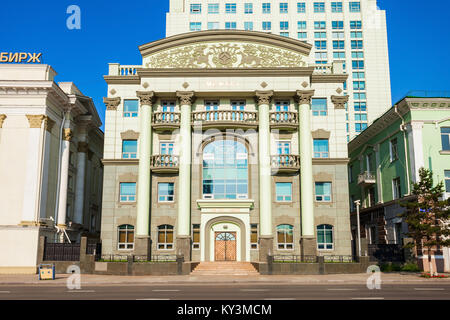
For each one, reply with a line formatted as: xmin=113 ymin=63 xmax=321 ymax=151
xmin=191 ymin=110 xmax=258 ymax=128
xmin=150 ymin=155 xmax=179 ymax=172
xmin=270 ymin=111 xmax=298 ymax=130
xmin=358 ymin=171 xmax=376 ymax=186
xmin=152 ymin=112 xmax=181 ymax=129
xmin=271 ymin=154 xmax=300 ymax=172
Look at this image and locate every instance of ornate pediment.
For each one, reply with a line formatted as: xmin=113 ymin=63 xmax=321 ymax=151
xmin=143 ymin=41 xmax=307 ymax=69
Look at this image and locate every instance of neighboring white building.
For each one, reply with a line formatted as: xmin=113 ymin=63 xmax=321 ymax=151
xmin=166 ymin=0 xmax=392 ymax=140
xmin=0 ymin=64 xmax=104 ymax=274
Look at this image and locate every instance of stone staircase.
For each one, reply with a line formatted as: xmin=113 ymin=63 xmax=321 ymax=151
xmin=191 ymin=262 xmax=259 ymax=276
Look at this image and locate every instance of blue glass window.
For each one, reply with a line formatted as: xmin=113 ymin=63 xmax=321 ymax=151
xmin=349 ymin=2 xmax=361 ymax=12
xmin=315 ymin=41 xmax=327 ymax=50
xmin=262 ymin=21 xmax=271 ymax=30
xmin=225 ymin=22 xmax=236 ymax=29
xmin=280 ymin=3 xmax=288 ymax=13
xmin=297 ymin=2 xmax=306 ymax=13
xmin=315 ymin=182 xmax=331 ymax=202
xmin=333 ymin=40 xmax=345 ymax=49
xmin=442 ymin=127 xmax=450 ymax=151
xmin=351 ymin=40 xmax=364 ymax=49
xmin=225 ymin=3 xmax=236 ymax=14
xmin=350 ymin=20 xmax=362 ymax=29
xmin=332 ymin=21 xmax=344 ymax=29
xmin=445 ymin=170 xmax=450 ymax=193
xmin=122 ymin=140 xmax=137 ymax=159
xmin=202 ymin=140 xmax=248 ymax=200
xmin=298 ymin=32 xmax=307 ymax=39
xmin=190 ymin=22 xmax=201 ymax=31
xmin=244 ymin=21 xmax=253 ymax=30
xmin=120 ymin=183 xmax=136 ymax=202
xmin=317 ymin=225 xmax=333 ymax=250
xmin=314 ymin=2 xmax=325 ymax=12
xmin=314 ymin=139 xmax=329 ymax=158
xmin=262 ymin=3 xmax=271 ymax=13
xmin=158 ymin=183 xmax=174 ymax=202
xmin=277 ymin=224 xmax=294 ymax=249
xmin=331 ymin=2 xmax=343 ymax=12
xmin=354 ymin=102 xmax=367 ymax=111
xmin=314 ymin=21 xmax=326 ymax=29
xmin=244 ymin=3 xmax=253 ymax=14
xmin=208 ymin=3 xmax=219 ymax=14
xmin=298 ymin=21 xmax=307 ymax=29
xmin=280 ymin=21 xmax=289 ymax=30
xmin=190 ymin=3 xmax=201 ymax=14
xmin=276 ymin=183 xmax=292 ymax=202
xmin=123 ymin=100 xmax=138 ymax=117
xmin=312 ymin=98 xmax=327 ymax=116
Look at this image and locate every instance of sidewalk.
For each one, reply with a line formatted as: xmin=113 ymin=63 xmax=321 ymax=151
xmin=1 ymin=272 xmax=449 ymax=286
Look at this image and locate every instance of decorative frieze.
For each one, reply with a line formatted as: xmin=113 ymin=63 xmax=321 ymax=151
xmin=255 ymin=90 xmax=273 ymax=106
xmin=120 ymin=130 xmax=140 ymax=140
xmin=26 ymin=114 xmax=46 ymax=128
xmin=0 ymin=114 xmax=6 ymax=128
xmin=312 ymin=129 xmax=331 ymax=139
xmin=136 ymin=91 xmax=156 ymax=106
xmin=331 ymin=95 xmax=349 ymax=110
xmin=63 ymin=128 xmax=73 ymax=141
xmin=103 ymin=97 xmax=121 ymax=111
xmin=295 ymin=90 xmax=315 ymax=105
xmin=176 ymin=91 xmax=196 ymax=106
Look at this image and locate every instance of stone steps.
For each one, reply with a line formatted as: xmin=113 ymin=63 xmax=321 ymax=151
xmin=191 ymin=262 xmax=259 ymax=276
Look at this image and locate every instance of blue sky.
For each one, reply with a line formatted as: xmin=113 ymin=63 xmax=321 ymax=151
xmin=1 ymin=0 xmax=449 ymax=128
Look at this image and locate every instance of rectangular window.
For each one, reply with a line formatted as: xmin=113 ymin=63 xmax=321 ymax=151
xmin=244 ymin=21 xmax=253 ymax=30
xmin=314 ymin=32 xmax=326 ymax=39
xmin=352 ymin=51 xmax=364 ymax=59
xmin=349 ymin=165 xmax=354 ymax=183
xmin=351 ymin=40 xmax=364 ymax=49
xmin=355 ymin=123 xmax=368 ymax=132
xmin=354 ymin=102 xmax=367 ymax=111
xmin=122 ymin=140 xmax=137 ymax=159
xmin=317 ymin=225 xmax=333 ymax=250
xmin=232 ymin=100 xmax=245 ymax=111
xmin=208 ymin=3 xmax=219 ymax=14
xmin=192 ymin=224 xmax=200 ymax=249
xmin=349 ymin=2 xmax=361 ymax=12
xmin=353 ymin=81 xmax=366 ymax=90
xmin=354 ymin=113 xmax=367 ymax=121
xmin=280 ymin=2 xmax=288 ymax=13
xmin=190 ymin=22 xmax=202 ymax=31
xmin=351 ymin=31 xmax=363 ymax=38
xmin=333 ymin=40 xmax=345 ymax=49
xmin=315 ymin=52 xmax=328 ymax=60
xmin=123 ymin=99 xmax=138 ymax=117
xmin=390 ymin=138 xmax=399 ymax=162
xmin=297 ymin=32 xmax=307 ymax=39
xmin=120 ymin=183 xmax=136 ymax=202
xmin=332 ymin=21 xmax=344 ymax=29
xmin=353 ymin=72 xmax=365 ymax=79
xmin=315 ymin=40 xmax=327 ymax=50
xmin=276 ymin=182 xmax=292 ymax=202
xmin=352 ymin=60 xmax=365 ymax=69
xmin=314 ymin=2 xmax=325 ymax=13
xmin=297 ymin=21 xmax=307 ymax=29
xmin=251 ymin=224 xmax=258 ymax=249
xmin=297 ymin=2 xmax=306 ymax=13
xmin=207 ymin=22 xmax=220 ymax=30
xmin=331 ymin=2 xmax=343 ymax=12
xmin=392 ymin=177 xmax=401 ymax=200
xmin=158 ymin=182 xmax=174 ymax=202
xmin=350 ymin=20 xmax=362 ymax=29
xmin=315 ymin=182 xmax=332 ymax=202
xmin=262 ymin=21 xmax=272 ymax=31
xmin=280 ymin=32 xmax=289 ymax=37
xmin=333 ymin=51 xmax=345 ymax=59
xmin=332 ymin=31 xmax=344 ymax=39
xmin=441 ymin=127 xmax=450 ymax=151
xmin=244 ymin=3 xmax=253 ymax=14
xmin=276 ymin=140 xmax=291 ymax=155
xmin=445 ymin=170 xmax=450 ymax=193
xmin=314 ymin=21 xmax=326 ymax=29
xmin=262 ymin=3 xmax=271 ymax=13
xmin=280 ymin=21 xmax=289 ymax=30
xmin=160 ymin=142 xmax=174 ymax=155
xmin=225 ymin=3 xmax=237 ymax=14
xmin=312 ymin=98 xmax=327 ymax=116
xmin=118 ymin=225 xmax=134 ymax=250
xmin=354 ymin=92 xmax=366 ymax=100
xmin=190 ymin=3 xmax=201 ymax=14
xmin=225 ymin=22 xmax=237 ymax=29
xmin=314 ymin=139 xmax=329 ymax=158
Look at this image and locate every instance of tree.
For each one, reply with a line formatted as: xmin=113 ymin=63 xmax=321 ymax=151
xmin=399 ymin=168 xmax=450 ymax=275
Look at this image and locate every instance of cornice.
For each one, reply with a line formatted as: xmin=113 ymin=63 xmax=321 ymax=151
xmin=311 ymin=74 xmax=348 ymax=83
xmin=101 ymin=159 xmax=139 ymax=166
xmin=312 ymin=158 xmax=350 ymax=165
xmin=103 ymin=76 xmax=140 ymax=85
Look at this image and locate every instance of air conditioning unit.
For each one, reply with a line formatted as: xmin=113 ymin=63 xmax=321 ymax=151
xmin=203 ymin=194 xmax=214 ymax=199
xmin=237 ymin=194 xmax=248 ymax=200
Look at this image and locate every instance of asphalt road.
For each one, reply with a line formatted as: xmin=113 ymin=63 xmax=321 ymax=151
xmin=0 ymin=283 xmax=449 ymax=300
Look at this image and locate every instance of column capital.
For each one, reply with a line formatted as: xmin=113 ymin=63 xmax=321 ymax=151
xmin=78 ymin=141 xmax=89 ymax=153
xmin=137 ymin=91 xmax=156 ymax=106
xmin=295 ymin=90 xmax=315 ymax=105
xmin=26 ymin=114 xmax=46 ymax=128
xmin=405 ymin=121 xmax=424 ymax=132
xmin=331 ymin=95 xmax=349 ymax=110
xmin=176 ymin=91 xmax=196 ymax=106
xmin=63 ymin=128 xmax=73 ymax=141
xmin=103 ymin=97 xmax=121 ymax=110
xmin=43 ymin=116 xmax=56 ymax=132
xmin=0 ymin=114 xmax=6 ymax=128
xmin=254 ymin=90 xmax=273 ymax=106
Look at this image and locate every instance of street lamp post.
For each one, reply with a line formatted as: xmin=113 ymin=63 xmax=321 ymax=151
xmin=354 ymin=200 xmax=362 ymax=257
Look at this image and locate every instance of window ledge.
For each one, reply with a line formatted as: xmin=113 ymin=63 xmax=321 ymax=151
xmin=197 ymin=199 xmax=254 ymax=209
xmin=439 ymin=150 xmax=450 ymax=155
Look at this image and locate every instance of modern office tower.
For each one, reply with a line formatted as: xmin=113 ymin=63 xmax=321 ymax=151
xmin=166 ymin=0 xmax=392 ymax=141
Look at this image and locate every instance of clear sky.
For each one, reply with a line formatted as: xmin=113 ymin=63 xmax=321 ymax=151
xmin=1 ymin=0 xmax=449 ymax=129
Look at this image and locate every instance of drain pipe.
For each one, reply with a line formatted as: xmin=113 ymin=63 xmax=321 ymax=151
xmin=394 ymin=105 xmax=411 ymax=195
xmin=54 ymin=111 xmax=67 ymax=242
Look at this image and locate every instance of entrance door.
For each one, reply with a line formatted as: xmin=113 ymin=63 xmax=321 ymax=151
xmin=214 ymin=232 xmax=237 ymax=261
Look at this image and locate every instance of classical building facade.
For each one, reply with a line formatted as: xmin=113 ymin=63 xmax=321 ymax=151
xmin=100 ymin=30 xmax=352 ymax=262
xmin=166 ymin=0 xmax=392 ymax=140
xmin=348 ymin=96 xmax=450 ymax=272
xmin=0 ymin=64 xmax=104 ymax=274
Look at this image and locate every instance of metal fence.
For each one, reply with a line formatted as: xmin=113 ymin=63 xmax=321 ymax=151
xmin=99 ymin=254 xmax=178 ymax=263
xmin=43 ymin=242 xmax=81 ymax=261
xmin=323 ymin=255 xmax=355 ymax=263
xmin=86 ymin=242 xmax=102 ymax=260
xmin=272 ymin=255 xmax=318 ymax=263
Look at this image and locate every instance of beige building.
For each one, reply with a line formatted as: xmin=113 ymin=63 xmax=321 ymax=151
xmin=0 ymin=64 xmax=104 ymax=274
xmin=101 ymin=30 xmax=352 ymax=263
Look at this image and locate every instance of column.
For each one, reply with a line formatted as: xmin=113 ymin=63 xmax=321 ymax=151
xmin=57 ymin=126 xmax=73 ymax=228
xmin=73 ymin=137 xmax=89 ymax=226
xmin=295 ymin=90 xmax=316 ymax=256
xmin=255 ymin=90 xmax=273 ymax=262
xmin=374 ymin=144 xmax=383 ymax=204
xmin=39 ymin=116 xmax=56 ymax=219
xmin=22 ymin=115 xmax=46 ymax=225
xmin=135 ymin=91 xmax=156 ymax=256
xmin=406 ymin=122 xmax=425 ymax=183
xmin=176 ymin=91 xmax=195 ymax=261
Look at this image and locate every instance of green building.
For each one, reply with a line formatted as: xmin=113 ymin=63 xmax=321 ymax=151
xmin=348 ymin=95 xmax=450 ymax=272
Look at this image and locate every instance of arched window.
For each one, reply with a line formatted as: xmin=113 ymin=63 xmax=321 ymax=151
xmin=277 ymin=224 xmax=294 ymax=250
xmin=118 ymin=224 xmax=134 ymax=250
xmin=317 ymin=224 xmax=333 ymax=250
xmin=202 ymin=139 xmax=248 ymax=200
xmin=157 ymin=225 xmax=174 ymax=250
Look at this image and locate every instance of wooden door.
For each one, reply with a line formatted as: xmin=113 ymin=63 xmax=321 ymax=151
xmin=214 ymin=232 xmax=237 ymax=261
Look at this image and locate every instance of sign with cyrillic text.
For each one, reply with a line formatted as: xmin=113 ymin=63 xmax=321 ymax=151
xmin=0 ymin=52 xmax=43 ymax=63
